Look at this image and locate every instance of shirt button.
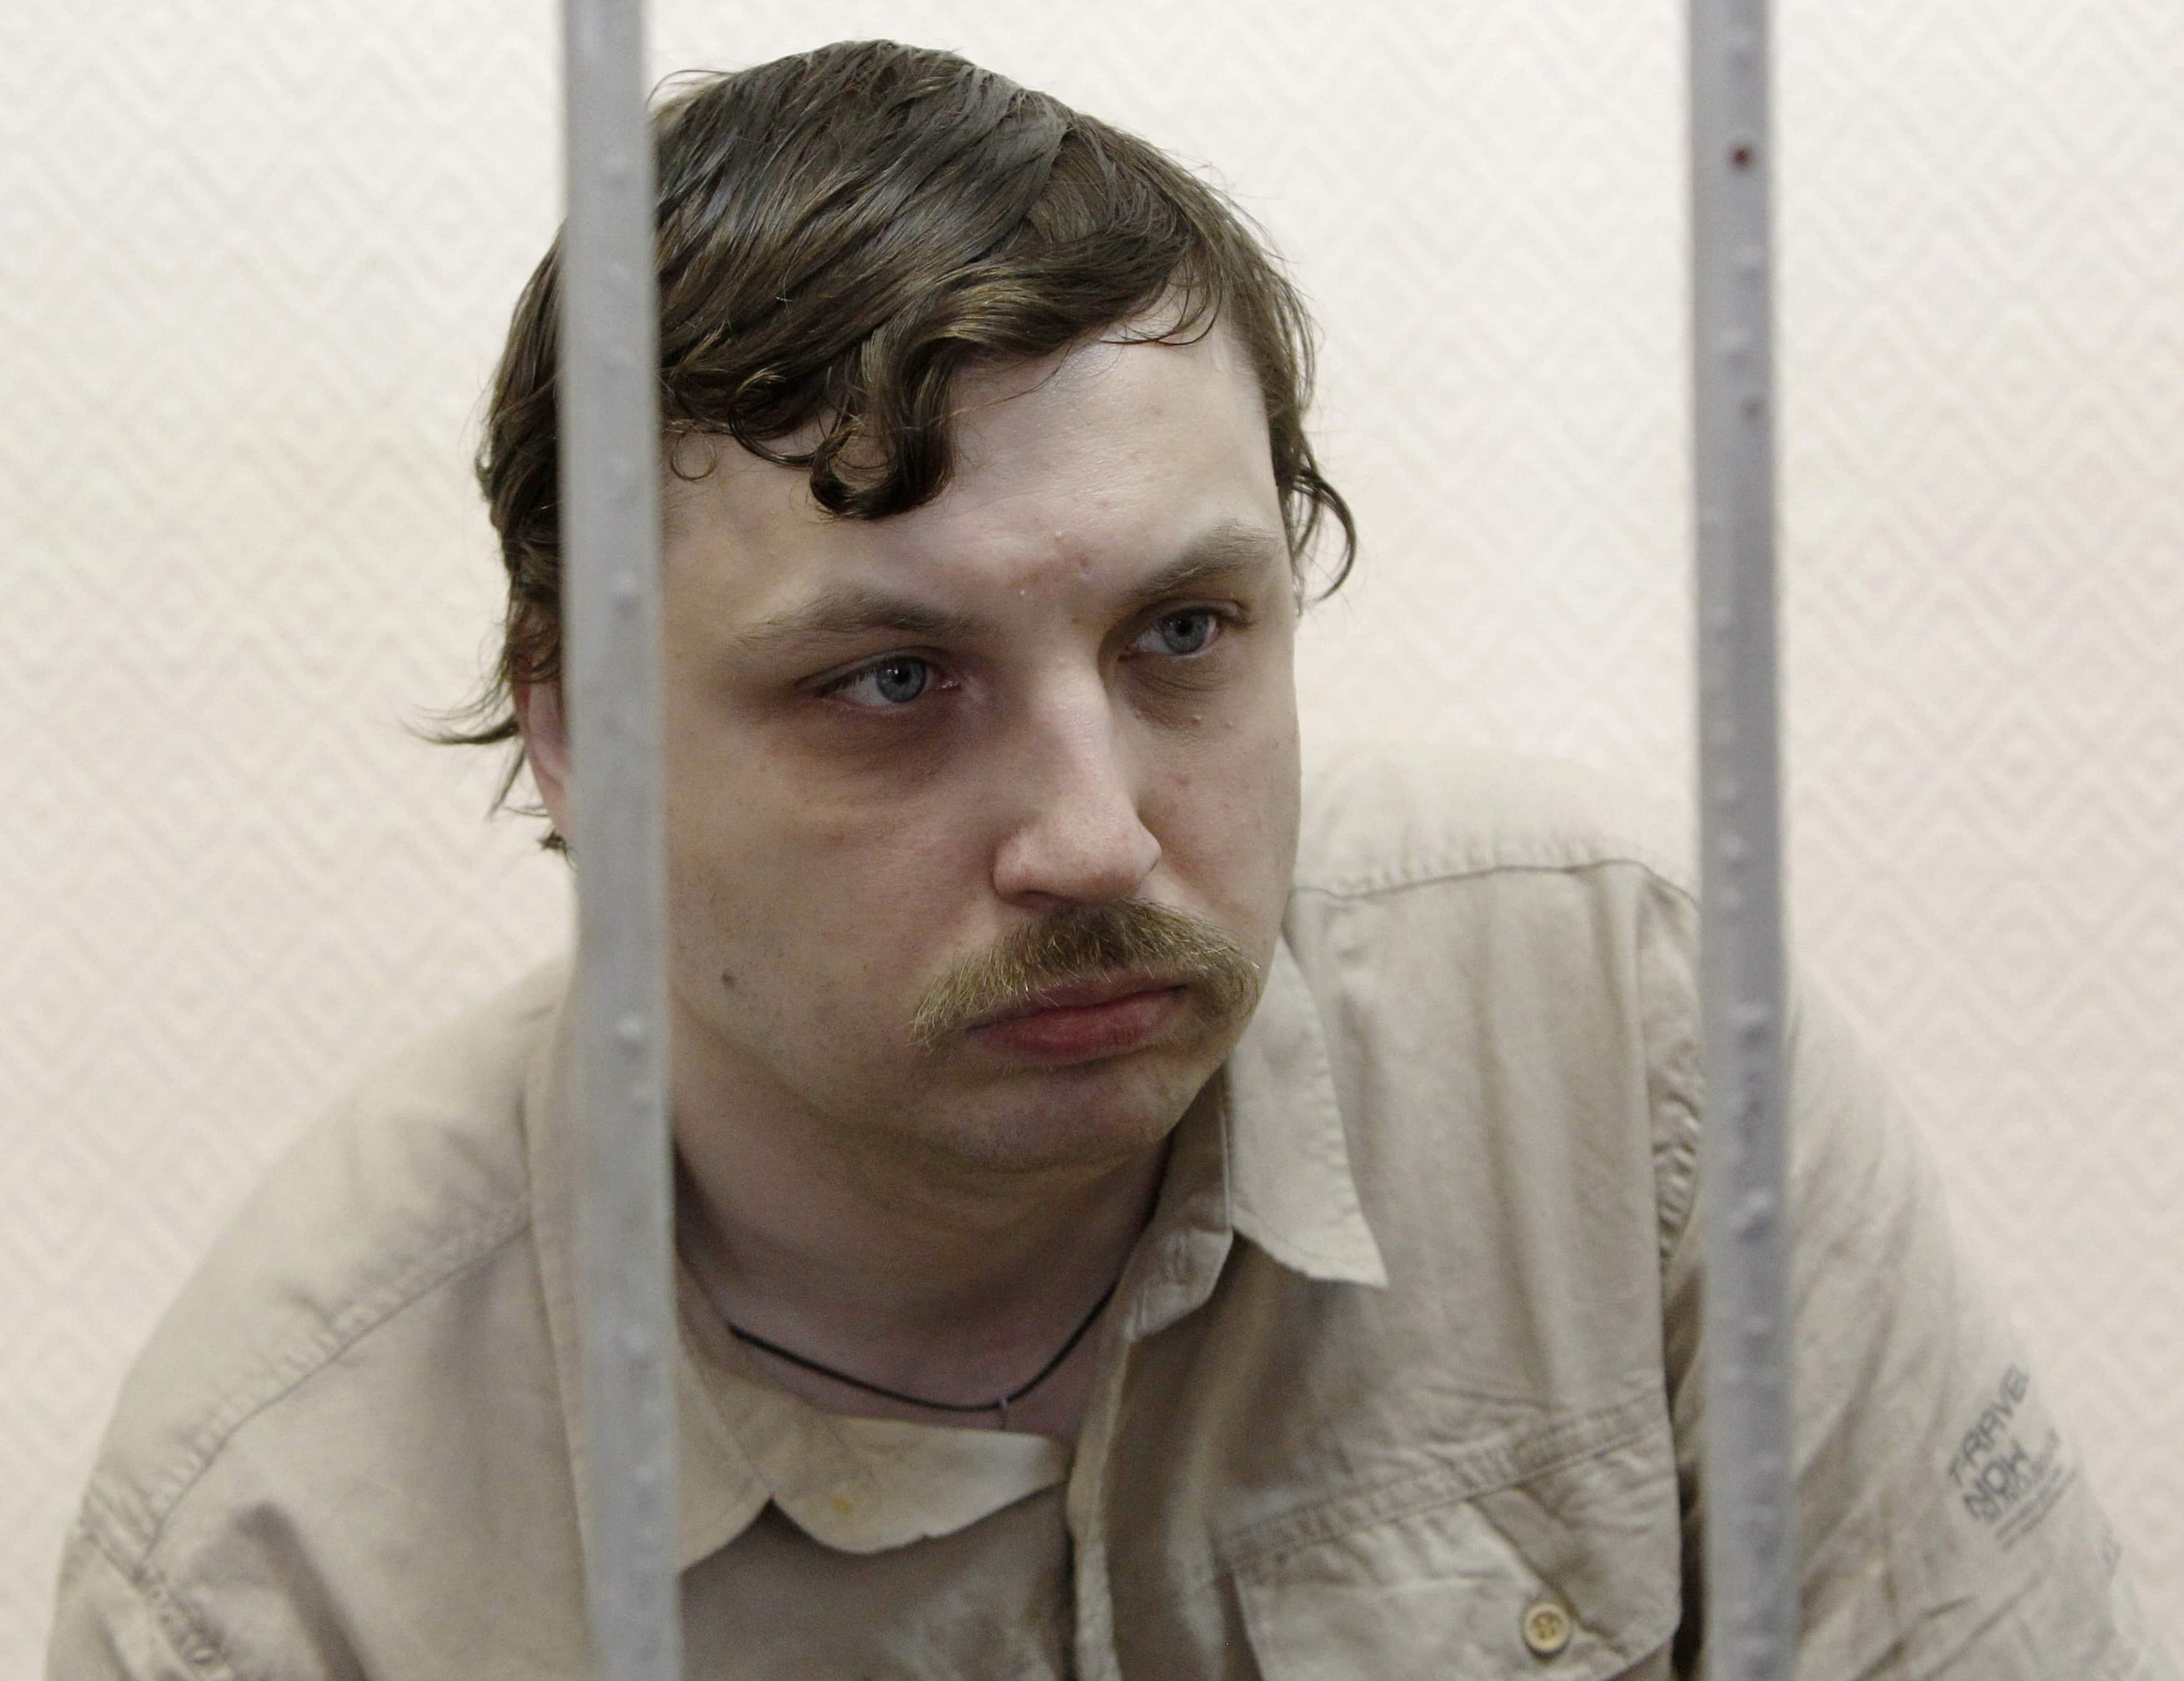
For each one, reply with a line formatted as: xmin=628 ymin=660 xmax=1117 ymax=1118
xmin=1521 ymin=1599 xmax=1573 ymax=1657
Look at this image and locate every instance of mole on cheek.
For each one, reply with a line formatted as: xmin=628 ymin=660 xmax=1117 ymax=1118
xmin=719 ymin=968 xmax=738 ymax=993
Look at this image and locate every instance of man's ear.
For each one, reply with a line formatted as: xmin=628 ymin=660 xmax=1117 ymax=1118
xmin=512 ymin=681 xmax=574 ymax=844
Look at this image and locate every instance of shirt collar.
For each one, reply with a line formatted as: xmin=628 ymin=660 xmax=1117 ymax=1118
xmin=1113 ymin=932 xmax=1388 ymax=1345
xmin=675 ymin=1265 xmax=1071 ymax=1556
xmin=525 ymin=928 xmax=1385 ymax=1574
xmin=1221 ymin=932 xmax=1390 ymax=1290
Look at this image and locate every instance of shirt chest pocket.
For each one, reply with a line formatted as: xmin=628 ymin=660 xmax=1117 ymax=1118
xmin=1226 ymin=1411 xmax=1683 ymax=1681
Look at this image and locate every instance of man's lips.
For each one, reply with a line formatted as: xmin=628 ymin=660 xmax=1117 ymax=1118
xmin=968 ymin=976 xmax=1189 ymax=1061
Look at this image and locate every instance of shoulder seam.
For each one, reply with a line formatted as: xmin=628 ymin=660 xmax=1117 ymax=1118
xmin=75 ymin=1519 xmax=240 ymax=1680
xmin=1294 ymin=852 xmax=1695 ymax=906
xmin=87 ymin=1207 xmax=533 ymax=1567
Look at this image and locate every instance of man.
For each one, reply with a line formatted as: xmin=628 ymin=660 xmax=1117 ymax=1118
xmin=49 ymin=39 xmax=2173 ymax=1680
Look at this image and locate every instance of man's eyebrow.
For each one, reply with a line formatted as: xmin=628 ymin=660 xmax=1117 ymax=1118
xmin=732 ymin=588 xmax=985 ymax=651
xmin=730 ymin=519 xmax=1287 ymax=651
xmin=1115 ymin=520 xmax=1290 ymax=618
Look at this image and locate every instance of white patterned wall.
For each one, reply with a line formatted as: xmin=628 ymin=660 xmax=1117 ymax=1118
xmin=4 ymin=0 xmax=2178 ymax=1663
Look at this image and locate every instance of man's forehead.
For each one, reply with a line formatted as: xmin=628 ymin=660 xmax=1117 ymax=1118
xmin=659 ymin=325 xmax=1282 ymax=624
xmin=661 ymin=321 xmax=1257 ymax=519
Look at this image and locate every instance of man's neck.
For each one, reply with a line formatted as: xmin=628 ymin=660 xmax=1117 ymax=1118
xmin=671 ymin=1053 xmax=1179 ymax=1443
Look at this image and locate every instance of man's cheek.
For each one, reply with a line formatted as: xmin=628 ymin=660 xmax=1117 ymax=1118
xmin=1176 ymin=742 xmax=1293 ymax=873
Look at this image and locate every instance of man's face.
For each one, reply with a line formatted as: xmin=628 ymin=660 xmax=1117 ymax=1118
xmin=544 ymin=320 xmax=1302 ymax=1176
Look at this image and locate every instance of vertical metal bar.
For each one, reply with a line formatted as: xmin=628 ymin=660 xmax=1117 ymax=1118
xmin=559 ymin=2 xmax=678 ymax=1677
xmin=1690 ymin=0 xmax=1796 ymax=1675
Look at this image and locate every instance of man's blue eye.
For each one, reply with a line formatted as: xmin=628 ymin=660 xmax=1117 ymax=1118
xmin=827 ymin=656 xmax=932 ymax=707
xmin=869 ymin=657 xmax=929 ymax=703
xmin=1153 ymin=611 xmax=1215 ymax=655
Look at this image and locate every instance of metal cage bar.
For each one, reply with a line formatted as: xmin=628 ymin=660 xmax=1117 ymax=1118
xmin=558 ymin=2 xmax=680 ymax=1678
xmin=1690 ymin=0 xmax=1798 ymax=1674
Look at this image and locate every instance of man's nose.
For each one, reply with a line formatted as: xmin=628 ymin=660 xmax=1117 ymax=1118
xmin=989 ymin=683 xmax=1163 ymax=910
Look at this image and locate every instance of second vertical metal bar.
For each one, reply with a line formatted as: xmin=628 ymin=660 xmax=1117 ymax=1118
xmin=1690 ymin=0 xmax=1797 ymax=1675
xmin=559 ymin=1 xmax=680 ymax=1677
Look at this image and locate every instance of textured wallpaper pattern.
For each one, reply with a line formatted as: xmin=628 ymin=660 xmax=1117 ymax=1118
xmin=4 ymin=0 xmax=2178 ymax=1663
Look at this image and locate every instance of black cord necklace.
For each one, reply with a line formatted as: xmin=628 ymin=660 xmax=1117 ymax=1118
xmin=724 ymin=1274 xmax=1123 ymax=1431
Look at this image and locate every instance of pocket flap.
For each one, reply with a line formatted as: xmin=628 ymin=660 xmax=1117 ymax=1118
xmin=1231 ymin=1423 xmax=1680 ymax=1679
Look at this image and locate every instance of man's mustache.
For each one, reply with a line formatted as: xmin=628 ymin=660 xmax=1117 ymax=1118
xmin=907 ymin=901 xmax=1262 ymax=1053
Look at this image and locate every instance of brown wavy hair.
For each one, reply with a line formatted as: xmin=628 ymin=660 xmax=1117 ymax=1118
xmin=441 ymin=39 xmax=1355 ymax=837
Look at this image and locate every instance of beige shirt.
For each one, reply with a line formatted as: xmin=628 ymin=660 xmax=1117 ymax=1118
xmin=49 ymin=746 xmax=2175 ymax=1679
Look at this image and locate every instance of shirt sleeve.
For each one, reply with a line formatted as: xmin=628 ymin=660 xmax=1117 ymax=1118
xmin=46 ymin=1524 xmax=234 ymax=1681
xmin=1649 ymin=899 xmax=2178 ymax=1677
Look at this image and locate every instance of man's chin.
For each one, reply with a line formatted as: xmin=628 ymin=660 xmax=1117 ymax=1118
xmin=916 ymin=1050 xmax=1216 ymax=1177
